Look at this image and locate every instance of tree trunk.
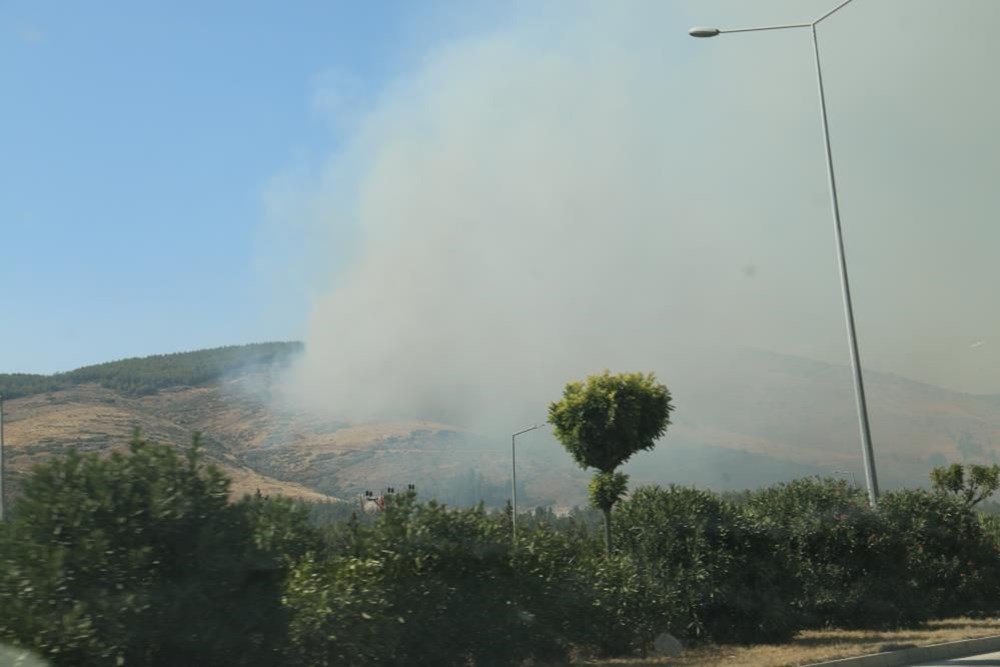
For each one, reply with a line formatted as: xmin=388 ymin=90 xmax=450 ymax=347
xmin=602 ymin=506 xmax=613 ymax=555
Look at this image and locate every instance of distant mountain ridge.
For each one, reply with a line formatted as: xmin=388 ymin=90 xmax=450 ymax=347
xmin=0 ymin=342 xmax=303 ymax=399
xmin=664 ymin=347 xmax=1000 ymax=489
xmin=2 ymin=343 xmax=998 ymax=507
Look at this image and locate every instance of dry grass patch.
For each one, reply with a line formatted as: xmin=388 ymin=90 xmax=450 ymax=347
xmin=224 ymin=465 xmax=342 ymax=502
xmin=581 ymin=617 xmax=1000 ymax=666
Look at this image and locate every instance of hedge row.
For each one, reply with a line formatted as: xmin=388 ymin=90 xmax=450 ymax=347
xmin=1 ymin=439 xmax=998 ymax=666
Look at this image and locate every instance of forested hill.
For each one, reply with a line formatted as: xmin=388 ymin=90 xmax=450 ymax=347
xmin=0 ymin=341 xmax=303 ymax=399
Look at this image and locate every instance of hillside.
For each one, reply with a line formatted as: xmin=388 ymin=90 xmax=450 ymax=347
xmin=0 ymin=343 xmax=332 ymax=502
xmin=3 ymin=344 xmax=1000 ymax=508
xmin=659 ymin=348 xmax=1000 ymax=489
xmin=0 ymin=341 xmax=303 ymax=399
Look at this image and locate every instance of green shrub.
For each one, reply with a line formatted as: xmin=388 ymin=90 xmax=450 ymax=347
xmin=878 ymin=489 xmax=1000 ymax=618
xmin=509 ymin=524 xmax=598 ymax=661
xmin=0 ymin=434 xmax=296 ymax=667
xmin=240 ymin=491 xmax=323 ymax=564
xmin=513 ymin=523 xmax=675 ymax=659
xmin=582 ymin=552 xmax=678 ymax=656
xmin=304 ymin=495 xmax=539 ymax=666
xmin=980 ymin=512 xmax=1000 ymax=549
xmin=746 ymin=477 xmax=917 ymax=629
xmin=616 ymin=485 xmax=798 ymax=644
xmin=283 ymin=555 xmax=396 ymax=666
xmin=287 ymin=495 xmax=674 ymax=664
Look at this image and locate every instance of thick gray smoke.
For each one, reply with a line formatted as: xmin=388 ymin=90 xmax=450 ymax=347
xmin=265 ymin=0 xmax=1000 ymax=432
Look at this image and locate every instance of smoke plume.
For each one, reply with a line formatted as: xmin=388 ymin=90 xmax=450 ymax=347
xmin=264 ymin=0 xmax=1000 ymax=434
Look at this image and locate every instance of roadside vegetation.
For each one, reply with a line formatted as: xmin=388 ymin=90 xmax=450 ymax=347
xmin=2 ymin=436 xmax=999 ymax=665
xmin=1 ymin=369 xmax=999 ymax=665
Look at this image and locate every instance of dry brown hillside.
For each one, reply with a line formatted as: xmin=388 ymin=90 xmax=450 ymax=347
xmin=4 ymin=345 xmax=1000 ymax=508
xmin=1 ymin=373 xmax=476 ymax=504
xmin=2 ymin=383 xmax=338 ymax=501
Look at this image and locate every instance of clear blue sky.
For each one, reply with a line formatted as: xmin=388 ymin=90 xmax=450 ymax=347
xmin=1 ymin=1 xmax=507 ymax=373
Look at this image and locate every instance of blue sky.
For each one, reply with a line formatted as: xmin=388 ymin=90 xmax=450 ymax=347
xmin=4 ymin=0 xmax=1000 ymax=398
xmin=0 ymin=1 xmax=508 ymax=373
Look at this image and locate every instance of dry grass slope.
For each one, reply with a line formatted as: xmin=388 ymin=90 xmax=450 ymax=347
xmin=5 ymin=346 xmax=1000 ymax=505
xmin=2 ymin=382 xmax=345 ymax=502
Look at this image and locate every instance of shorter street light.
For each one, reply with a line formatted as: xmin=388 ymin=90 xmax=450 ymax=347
xmin=833 ymin=470 xmax=858 ymax=488
xmin=511 ymin=422 xmax=547 ymax=542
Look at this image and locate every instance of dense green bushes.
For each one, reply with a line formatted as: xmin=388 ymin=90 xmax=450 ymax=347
xmin=877 ymin=489 xmax=1000 ymax=618
xmin=288 ymin=496 xmax=671 ymax=665
xmin=744 ymin=477 xmax=910 ymax=629
xmin=739 ymin=478 xmax=1000 ymax=630
xmin=0 ymin=433 xmax=304 ymax=666
xmin=616 ymin=486 xmax=799 ymax=644
xmin=2 ymin=441 xmax=1000 ymax=665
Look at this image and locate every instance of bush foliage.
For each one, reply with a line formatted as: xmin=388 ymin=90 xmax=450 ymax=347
xmin=2 ymin=440 xmax=999 ymax=665
xmin=0 ymin=433 xmax=306 ymax=666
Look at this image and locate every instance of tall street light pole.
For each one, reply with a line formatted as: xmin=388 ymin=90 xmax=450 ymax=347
xmin=511 ymin=422 xmax=546 ymax=542
xmin=690 ymin=0 xmax=880 ymax=507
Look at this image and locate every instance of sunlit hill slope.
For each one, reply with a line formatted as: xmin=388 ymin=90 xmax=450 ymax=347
xmin=2 ymin=343 xmax=998 ymax=508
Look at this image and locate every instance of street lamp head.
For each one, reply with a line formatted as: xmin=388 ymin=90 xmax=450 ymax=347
xmin=688 ymin=27 xmax=721 ymax=38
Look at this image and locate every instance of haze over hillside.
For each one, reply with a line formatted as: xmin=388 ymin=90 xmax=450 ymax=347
xmin=6 ymin=2 xmax=997 ymax=509
xmin=3 ymin=343 xmax=998 ymax=508
xmin=269 ymin=0 xmax=1000 ymax=443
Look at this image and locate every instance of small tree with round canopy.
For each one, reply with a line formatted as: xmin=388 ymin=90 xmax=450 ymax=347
xmin=548 ymin=370 xmax=673 ymax=553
